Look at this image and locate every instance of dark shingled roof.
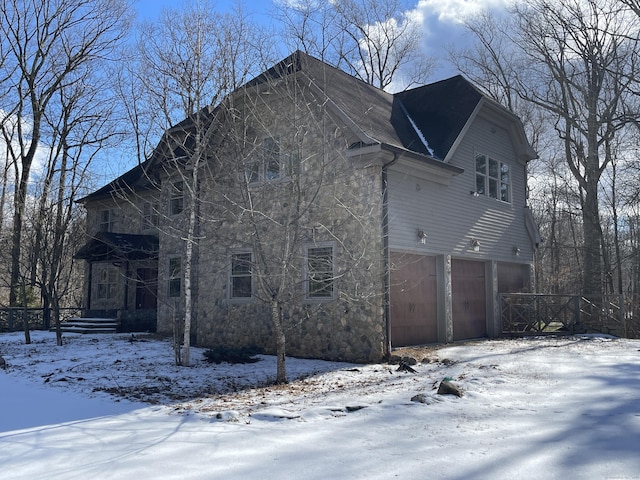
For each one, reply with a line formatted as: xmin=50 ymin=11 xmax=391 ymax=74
xmin=78 ymin=161 xmax=155 ymax=203
xmin=74 ymin=232 xmax=159 ymax=261
xmin=395 ymin=76 xmax=483 ymax=160
xmin=84 ymin=51 xmax=490 ymax=201
xmin=243 ymin=51 xmax=484 ymax=161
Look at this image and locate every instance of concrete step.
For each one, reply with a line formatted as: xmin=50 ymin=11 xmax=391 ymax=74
xmin=58 ymin=317 xmax=117 ymax=334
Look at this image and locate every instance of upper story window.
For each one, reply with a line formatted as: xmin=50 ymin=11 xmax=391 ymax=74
xmin=305 ymin=244 xmax=335 ymax=300
xmin=142 ymin=202 xmax=159 ymax=230
xmin=99 ymin=209 xmax=113 ymax=232
xmin=168 ymin=257 xmax=182 ymax=297
xmin=229 ymin=251 xmax=253 ymax=300
xmin=246 ymin=137 xmax=299 ymax=184
xmin=170 ymin=181 xmax=184 ymax=215
xmin=97 ymin=266 xmax=117 ymax=299
xmin=475 ymin=154 xmax=510 ymax=203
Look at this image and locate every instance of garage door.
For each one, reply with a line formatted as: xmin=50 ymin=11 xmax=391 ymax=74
xmin=452 ymin=259 xmax=487 ymax=340
xmin=390 ymin=253 xmax=438 ymax=346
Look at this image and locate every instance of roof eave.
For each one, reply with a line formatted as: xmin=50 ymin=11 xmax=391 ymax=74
xmin=380 ymin=143 xmax=464 ymax=175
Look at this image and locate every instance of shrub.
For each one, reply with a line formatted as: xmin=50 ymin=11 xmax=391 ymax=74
xmin=203 ymin=345 xmax=262 ymax=364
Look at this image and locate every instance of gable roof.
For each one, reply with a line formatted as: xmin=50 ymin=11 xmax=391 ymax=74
xmin=78 ymin=161 xmax=155 ymax=203
xmin=394 ymin=76 xmax=483 ymax=160
xmin=241 ymin=51 xmax=506 ymax=164
xmin=84 ymin=51 xmax=533 ymax=201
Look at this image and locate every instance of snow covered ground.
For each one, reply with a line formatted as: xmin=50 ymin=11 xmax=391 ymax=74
xmin=0 ymin=331 xmax=639 ymax=479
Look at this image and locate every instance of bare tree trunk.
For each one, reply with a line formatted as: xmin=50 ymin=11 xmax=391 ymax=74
xmin=271 ymin=299 xmax=287 ymax=384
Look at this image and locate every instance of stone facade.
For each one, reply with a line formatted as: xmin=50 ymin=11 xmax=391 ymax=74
xmin=150 ymin=78 xmax=388 ymax=362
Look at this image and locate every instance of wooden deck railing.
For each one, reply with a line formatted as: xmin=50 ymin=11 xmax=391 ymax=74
xmin=499 ymin=294 xmax=633 ymax=337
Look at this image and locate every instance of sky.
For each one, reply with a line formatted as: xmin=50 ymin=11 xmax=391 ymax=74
xmin=132 ymin=0 xmax=512 ymax=81
xmin=1 ymin=331 xmax=639 ymax=479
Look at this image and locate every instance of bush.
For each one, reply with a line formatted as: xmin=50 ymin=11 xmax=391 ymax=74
xmin=203 ymin=346 xmax=262 ymax=364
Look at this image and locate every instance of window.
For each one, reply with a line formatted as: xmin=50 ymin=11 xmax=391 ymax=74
xmin=245 ymin=137 xmax=299 ymax=183
xmin=264 ymin=137 xmax=281 ymax=180
xmin=97 ymin=266 xmax=117 ymax=299
xmin=168 ymin=257 xmax=181 ymax=297
xmin=170 ymin=181 xmax=184 ymax=215
xmin=230 ymin=252 xmax=253 ymax=299
xmin=99 ymin=209 xmax=112 ymax=232
xmin=142 ymin=202 xmax=159 ymax=229
xmin=475 ymin=154 xmax=510 ymax=202
xmin=306 ymin=245 xmax=334 ymax=299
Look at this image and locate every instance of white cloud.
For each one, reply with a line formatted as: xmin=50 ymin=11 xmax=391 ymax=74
xmin=0 ymin=109 xmax=50 ymax=186
xmin=416 ymin=0 xmax=513 ymax=24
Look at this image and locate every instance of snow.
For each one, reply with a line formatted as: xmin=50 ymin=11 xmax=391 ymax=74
xmin=399 ymin=101 xmax=435 ymax=157
xmin=1 ymin=331 xmax=639 ymax=479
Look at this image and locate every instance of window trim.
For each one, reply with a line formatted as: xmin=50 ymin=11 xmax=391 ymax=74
xmin=142 ymin=201 xmax=159 ymax=230
xmin=304 ymin=242 xmax=336 ymax=302
xmin=99 ymin=209 xmax=112 ymax=232
xmin=169 ymin=181 xmax=184 ymax=215
xmin=245 ymin=137 xmax=299 ymax=184
xmin=97 ymin=265 xmax=117 ymax=300
xmin=228 ymin=250 xmax=254 ymax=302
xmin=168 ymin=257 xmax=182 ymax=298
xmin=475 ymin=153 xmax=511 ymax=203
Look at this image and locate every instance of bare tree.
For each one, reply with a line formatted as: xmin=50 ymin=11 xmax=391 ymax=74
xmin=0 ymin=0 xmax=130 ymax=332
xmin=127 ymin=0 xmax=272 ymax=366
xmin=457 ymin=0 xmax=640 ymax=296
xmin=276 ymin=0 xmax=432 ymax=90
xmin=32 ymin=70 xmax=118 ymax=345
xmin=200 ymin=55 xmax=384 ymax=383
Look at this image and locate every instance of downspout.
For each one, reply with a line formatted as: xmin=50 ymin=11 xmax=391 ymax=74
xmin=381 ymin=152 xmax=399 ymax=359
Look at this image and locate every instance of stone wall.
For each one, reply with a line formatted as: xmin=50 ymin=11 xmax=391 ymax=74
xmin=188 ymin=83 xmax=387 ymax=363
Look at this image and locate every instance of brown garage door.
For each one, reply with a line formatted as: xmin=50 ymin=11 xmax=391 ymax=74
xmin=452 ymin=259 xmax=486 ymax=340
xmin=390 ymin=253 xmax=438 ymax=346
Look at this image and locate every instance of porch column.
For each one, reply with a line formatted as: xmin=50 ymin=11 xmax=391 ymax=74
xmin=87 ymin=262 xmax=93 ymax=310
xmin=437 ymin=254 xmax=453 ymax=343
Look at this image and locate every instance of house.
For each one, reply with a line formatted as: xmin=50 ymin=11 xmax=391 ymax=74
xmin=75 ymin=51 xmax=538 ymax=362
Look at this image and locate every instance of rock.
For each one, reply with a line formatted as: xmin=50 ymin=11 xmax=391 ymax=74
xmin=437 ymin=379 xmax=463 ymax=397
xmin=388 ymin=355 xmax=417 ymax=365
xmin=345 ymin=405 xmax=367 ymax=412
xmin=410 ymin=393 xmax=442 ymax=405
xmin=397 ymin=360 xmax=417 ymax=373
xmin=411 ymin=394 xmax=428 ymax=403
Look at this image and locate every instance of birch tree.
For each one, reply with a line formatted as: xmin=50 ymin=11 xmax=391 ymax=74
xmin=128 ymin=0 xmax=270 ymax=366
xmin=202 ymin=56 xmax=384 ymax=383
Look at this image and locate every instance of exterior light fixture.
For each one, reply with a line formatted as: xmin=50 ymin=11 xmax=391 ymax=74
xmin=513 ymin=246 xmax=521 ymax=256
xmin=418 ymin=229 xmax=428 ymax=244
xmin=470 ymin=191 xmax=479 ymax=197
xmin=470 ymin=238 xmax=480 ymax=252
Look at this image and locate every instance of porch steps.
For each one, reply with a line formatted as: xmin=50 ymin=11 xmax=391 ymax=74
xmin=57 ymin=317 xmax=117 ymax=334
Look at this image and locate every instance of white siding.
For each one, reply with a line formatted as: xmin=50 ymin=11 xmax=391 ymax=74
xmin=387 ymin=113 xmax=534 ymax=264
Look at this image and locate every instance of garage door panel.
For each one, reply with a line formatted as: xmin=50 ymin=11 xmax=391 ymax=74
xmin=452 ymin=259 xmax=487 ymax=340
xmin=390 ymin=253 xmax=437 ymax=346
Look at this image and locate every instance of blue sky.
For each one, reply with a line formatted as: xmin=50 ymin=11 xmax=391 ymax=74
xmin=91 ymin=0 xmax=508 ymax=180
xmin=132 ymin=0 xmax=512 ymax=81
